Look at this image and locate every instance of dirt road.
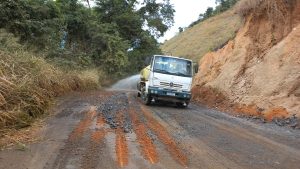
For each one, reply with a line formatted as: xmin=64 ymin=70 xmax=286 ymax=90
xmin=0 ymin=77 xmax=300 ymax=169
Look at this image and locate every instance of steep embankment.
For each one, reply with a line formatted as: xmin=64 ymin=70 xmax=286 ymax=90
xmin=161 ymin=10 xmax=243 ymax=61
xmin=192 ymin=0 xmax=300 ymax=120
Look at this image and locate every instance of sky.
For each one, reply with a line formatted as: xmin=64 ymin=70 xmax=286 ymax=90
xmin=158 ymin=0 xmax=216 ymax=42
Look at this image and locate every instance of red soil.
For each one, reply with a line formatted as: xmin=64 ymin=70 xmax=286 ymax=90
xmin=141 ymin=106 xmax=188 ymax=166
xmin=116 ymin=128 xmax=128 ymax=167
xmin=69 ymin=106 xmax=96 ymax=141
xmin=264 ymin=107 xmax=290 ymax=122
xmin=129 ymin=108 xmax=158 ymax=164
xmin=115 ymin=111 xmax=129 ymax=167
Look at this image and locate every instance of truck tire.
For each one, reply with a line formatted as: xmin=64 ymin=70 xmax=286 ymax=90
xmin=140 ymin=84 xmax=151 ymax=105
xmin=142 ymin=94 xmax=151 ymax=105
xmin=176 ymin=102 xmax=189 ymax=108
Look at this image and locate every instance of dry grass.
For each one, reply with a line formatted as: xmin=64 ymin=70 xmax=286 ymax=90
xmin=161 ymin=10 xmax=243 ymax=61
xmin=0 ymin=30 xmax=102 ymax=131
xmin=0 ymin=118 xmax=45 ymax=149
xmin=236 ymin=0 xmax=293 ymax=23
xmin=235 ymin=0 xmax=262 ymax=16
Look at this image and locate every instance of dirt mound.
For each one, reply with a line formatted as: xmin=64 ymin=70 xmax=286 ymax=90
xmin=193 ymin=0 xmax=300 ymax=121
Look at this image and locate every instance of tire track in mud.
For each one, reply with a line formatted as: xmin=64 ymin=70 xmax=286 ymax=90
xmin=49 ymin=92 xmax=188 ymax=168
xmin=80 ymin=113 xmax=107 ymax=169
xmin=69 ymin=106 xmax=97 ymax=141
xmin=140 ymin=105 xmax=188 ymax=166
xmin=99 ymin=93 xmax=131 ymax=167
xmin=116 ymin=128 xmax=129 ymax=167
xmin=128 ymin=107 xmax=159 ymax=164
xmin=48 ymin=92 xmax=114 ymax=169
xmin=49 ymin=106 xmax=97 ymax=169
xmin=126 ymin=94 xmax=159 ymax=164
xmin=3 ymin=91 xmax=300 ymax=169
xmin=80 ymin=93 xmax=131 ymax=168
xmin=96 ymin=115 xmax=106 ymax=127
xmin=115 ymin=110 xmax=129 ymax=167
xmin=128 ymin=93 xmax=188 ymax=166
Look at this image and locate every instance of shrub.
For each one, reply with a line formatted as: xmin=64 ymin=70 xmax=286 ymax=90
xmin=0 ymin=30 xmax=101 ymax=130
xmin=236 ymin=0 xmax=295 ymax=22
xmin=235 ymin=0 xmax=262 ymax=16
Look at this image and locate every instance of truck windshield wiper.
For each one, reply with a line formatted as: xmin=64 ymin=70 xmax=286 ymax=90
xmin=154 ymin=69 xmax=171 ymax=74
xmin=175 ymin=72 xmax=189 ymax=77
xmin=155 ymin=69 xmax=190 ymax=77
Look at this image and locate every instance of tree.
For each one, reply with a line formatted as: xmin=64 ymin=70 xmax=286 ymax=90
xmin=178 ymin=27 xmax=184 ymax=33
xmin=215 ymin=0 xmax=238 ymax=13
xmin=139 ymin=0 xmax=175 ymax=38
xmin=95 ymin=0 xmax=175 ymax=73
xmin=95 ymin=0 xmax=175 ymax=41
xmin=85 ymin=0 xmax=91 ymax=8
xmin=0 ymin=0 xmax=63 ymax=49
xmin=0 ymin=0 xmax=175 ymax=75
xmin=204 ymin=7 xmax=214 ymax=19
xmin=189 ymin=0 xmax=239 ymax=28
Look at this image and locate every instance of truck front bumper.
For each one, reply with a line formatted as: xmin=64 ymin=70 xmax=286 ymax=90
xmin=148 ymin=86 xmax=191 ymax=101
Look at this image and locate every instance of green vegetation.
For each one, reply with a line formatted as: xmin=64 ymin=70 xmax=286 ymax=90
xmin=0 ymin=30 xmax=102 ymax=130
xmin=0 ymin=0 xmax=175 ymax=131
xmin=161 ymin=10 xmax=242 ymax=61
xmin=0 ymin=0 xmax=175 ymax=74
xmin=189 ymin=0 xmax=239 ymax=28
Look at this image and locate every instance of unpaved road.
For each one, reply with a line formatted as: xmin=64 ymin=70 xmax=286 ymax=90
xmin=1 ymin=76 xmax=300 ymax=169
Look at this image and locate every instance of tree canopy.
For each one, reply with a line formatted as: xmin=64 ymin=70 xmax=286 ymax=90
xmin=0 ymin=0 xmax=175 ymax=74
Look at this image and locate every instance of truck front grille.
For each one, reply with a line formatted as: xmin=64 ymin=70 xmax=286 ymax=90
xmin=159 ymin=82 xmax=183 ymax=88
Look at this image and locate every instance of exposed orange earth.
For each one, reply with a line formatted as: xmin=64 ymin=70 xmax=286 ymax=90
xmin=193 ymin=0 xmax=300 ymax=120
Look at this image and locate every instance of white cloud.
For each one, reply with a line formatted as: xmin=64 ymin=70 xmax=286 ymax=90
xmin=159 ymin=0 xmax=216 ymax=43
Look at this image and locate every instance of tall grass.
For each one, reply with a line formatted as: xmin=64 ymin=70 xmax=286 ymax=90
xmin=161 ymin=10 xmax=242 ymax=61
xmin=0 ymin=30 xmax=102 ymax=130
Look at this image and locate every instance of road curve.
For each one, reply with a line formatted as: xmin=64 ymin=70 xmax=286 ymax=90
xmin=0 ymin=76 xmax=299 ymax=169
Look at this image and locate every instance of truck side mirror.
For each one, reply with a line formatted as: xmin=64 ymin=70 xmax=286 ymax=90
xmin=144 ymin=56 xmax=152 ymax=66
xmin=193 ymin=63 xmax=199 ymax=74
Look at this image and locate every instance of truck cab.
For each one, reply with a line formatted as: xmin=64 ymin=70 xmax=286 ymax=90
xmin=137 ymin=55 xmax=198 ymax=107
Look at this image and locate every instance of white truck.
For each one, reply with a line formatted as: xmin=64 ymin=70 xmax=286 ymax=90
xmin=137 ymin=55 xmax=198 ymax=107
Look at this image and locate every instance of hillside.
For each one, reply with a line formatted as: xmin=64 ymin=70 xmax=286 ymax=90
xmin=192 ymin=0 xmax=300 ymax=120
xmin=161 ymin=10 xmax=243 ymax=61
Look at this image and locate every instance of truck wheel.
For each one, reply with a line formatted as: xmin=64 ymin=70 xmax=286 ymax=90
xmin=140 ymin=85 xmax=151 ymax=105
xmin=142 ymin=94 xmax=151 ymax=105
xmin=176 ymin=102 xmax=188 ymax=108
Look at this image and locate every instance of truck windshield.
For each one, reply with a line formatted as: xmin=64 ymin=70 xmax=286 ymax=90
xmin=153 ymin=56 xmax=192 ymax=77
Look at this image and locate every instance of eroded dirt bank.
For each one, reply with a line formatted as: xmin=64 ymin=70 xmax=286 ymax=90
xmin=0 ymin=90 xmax=300 ymax=169
xmin=192 ymin=0 xmax=300 ymax=121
